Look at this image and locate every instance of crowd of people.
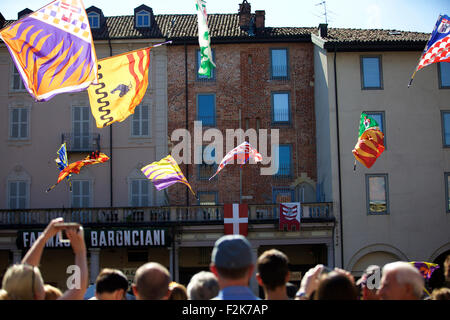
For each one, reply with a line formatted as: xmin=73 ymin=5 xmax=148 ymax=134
xmin=0 ymin=218 xmax=449 ymax=300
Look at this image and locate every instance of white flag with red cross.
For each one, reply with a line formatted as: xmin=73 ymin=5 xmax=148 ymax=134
xmin=224 ymin=203 xmax=248 ymax=236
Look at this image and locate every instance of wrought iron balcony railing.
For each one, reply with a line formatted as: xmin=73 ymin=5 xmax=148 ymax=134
xmin=61 ymin=133 xmax=100 ymax=153
xmin=0 ymin=203 xmax=333 ymax=227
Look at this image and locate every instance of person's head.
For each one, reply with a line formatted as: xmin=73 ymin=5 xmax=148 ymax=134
xmin=210 ymin=235 xmax=255 ymax=287
xmin=430 ymin=287 xmax=450 ymax=300
xmin=95 ymin=268 xmax=129 ymax=300
xmin=313 ymin=271 xmax=358 ymax=300
xmin=356 ymin=265 xmax=381 ymax=300
xmin=378 ymin=262 xmax=424 ymax=300
xmin=256 ymin=249 xmax=290 ymax=292
xmin=132 ymin=262 xmax=171 ymax=300
xmin=168 ymin=282 xmax=188 ymax=300
xmin=1 ymin=264 xmax=45 ymax=300
xmin=187 ymin=271 xmax=220 ymax=300
xmin=44 ymin=284 xmax=63 ymax=300
xmin=444 ymin=255 xmax=450 ymax=281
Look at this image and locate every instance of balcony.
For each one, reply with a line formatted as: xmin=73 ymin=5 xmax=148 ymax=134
xmin=0 ymin=203 xmax=333 ymax=227
xmin=61 ymin=133 xmax=100 ymax=153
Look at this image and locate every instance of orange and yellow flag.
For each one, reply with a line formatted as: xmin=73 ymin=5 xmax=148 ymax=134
xmin=88 ymin=47 xmax=150 ymax=128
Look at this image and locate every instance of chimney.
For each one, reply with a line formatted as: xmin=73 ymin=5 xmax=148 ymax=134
xmin=255 ymin=10 xmax=265 ymax=30
xmin=319 ymin=23 xmax=328 ymax=38
xmin=18 ymin=8 xmax=33 ymax=20
xmin=0 ymin=13 xmax=5 ymax=28
xmin=239 ymin=0 xmax=251 ymax=30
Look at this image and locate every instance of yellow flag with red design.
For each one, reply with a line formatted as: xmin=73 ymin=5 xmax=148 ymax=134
xmin=88 ymin=47 xmax=150 ymax=128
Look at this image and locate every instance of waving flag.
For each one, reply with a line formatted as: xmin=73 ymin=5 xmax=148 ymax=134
xmin=195 ymin=0 xmax=216 ymax=77
xmin=409 ymin=14 xmax=450 ymax=86
xmin=46 ymin=151 xmax=109 ymax=192
xmin=53 ymin=142 xmax=72 ymax=190
xmin=352 ymin=113 xmax=385 ymax=169
xmin=0 ymin=0 xmax=98 ymax=101
xmin=88 ymin=47 xmax=150 ymax=128
xmin=209 ymin=141 xmax=262 ymax=180
xmin=141 ymin=155 xmax=196 ymax=197
xmin=410 ymin=261 xmax=440 ymax=280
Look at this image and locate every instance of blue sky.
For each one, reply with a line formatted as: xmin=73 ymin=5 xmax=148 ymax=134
xmin=1 ymin=0 xmax=449 ymax=33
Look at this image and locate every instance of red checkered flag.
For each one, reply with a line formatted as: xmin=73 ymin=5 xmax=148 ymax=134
xmin=224 ymin=204 xmax=248 ymax=236
xmin=409 ymin=14 xmax=450 ymax=87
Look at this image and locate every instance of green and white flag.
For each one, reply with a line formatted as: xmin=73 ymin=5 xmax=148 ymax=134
xmin=195 ymin=0 xmax=216 ymax=77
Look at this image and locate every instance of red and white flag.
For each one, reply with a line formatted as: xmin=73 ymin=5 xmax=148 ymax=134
xmin=279 ymin=202 xmax=301 ymax=231
xmin=224 ymin=203 xmax=248 ymax=236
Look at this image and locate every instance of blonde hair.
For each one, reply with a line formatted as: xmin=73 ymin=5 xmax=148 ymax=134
xmin=44 ymin=284 xmax=63 ymax=300
xmin=1 ymin=264 xmax=44 ymax=300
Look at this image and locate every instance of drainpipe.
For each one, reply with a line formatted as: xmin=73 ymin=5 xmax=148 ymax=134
xmin=108 ymin=38 xmax=113 ymax=207
xmin=184 ymin=42 xmax=189 ymax=207
xmin=333 ymin=46 xmax=344 ymax=268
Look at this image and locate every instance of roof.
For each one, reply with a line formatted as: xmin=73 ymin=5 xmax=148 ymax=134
xmin=1 ymin=13 xmax=430 ymax=49
xmin=311 ymin=28 xmax=430 ymax=51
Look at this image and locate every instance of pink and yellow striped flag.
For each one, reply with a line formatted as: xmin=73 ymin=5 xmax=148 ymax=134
xmin=0 ymin=0 xmax=98 ymax=101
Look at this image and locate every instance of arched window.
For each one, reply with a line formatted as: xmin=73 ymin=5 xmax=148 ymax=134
xmin=136 ymin=10 xmax=150 ymax=27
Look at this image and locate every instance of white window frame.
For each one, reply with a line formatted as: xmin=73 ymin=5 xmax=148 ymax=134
xmin=129 ymin=179 xmax=152 ymax=207
xmin=71 ymin=180 xmax=92 ymax=208
xmin=9 ymin=105 xmax=30 ymax=140
xmin=130 ymin=104 xmax=151 ymax=137
xmin=7 ymin=180 xmax=30 ymax=209
xmin=87 ymin=12 xmax=100 ymax=29
xmin=136 ymin=10 xmax=151 ymax=27
xmin=10 ymin=63 xmax=26 ymax=91
xmin=71 ymin=105 xmax=92 ymax=150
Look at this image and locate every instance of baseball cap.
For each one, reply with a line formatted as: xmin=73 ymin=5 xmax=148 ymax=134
xmin=211 ymin=235 xmax=254 ymax=269
xmin=356 ymin=265 xmax=380 ymax=286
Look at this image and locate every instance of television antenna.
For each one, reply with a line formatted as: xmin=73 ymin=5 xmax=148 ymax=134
xmin=315 ymin=1 xmax=328 ymax=24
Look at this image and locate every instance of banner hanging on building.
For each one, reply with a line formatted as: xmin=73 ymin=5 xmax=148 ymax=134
xmin=279 ymin=202 xmax=301 ymax=231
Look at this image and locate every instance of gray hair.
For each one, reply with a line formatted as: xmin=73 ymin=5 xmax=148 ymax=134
xmin=187 ymin=271 xmax=219 ymax=300
xmin=382 ymin=262 xmax=424 ymax=298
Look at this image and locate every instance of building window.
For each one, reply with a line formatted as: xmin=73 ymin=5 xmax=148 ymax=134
xmin=72 ymin=106 xmax=90 ymax=150
xmin=130 ymin=179 xmax=150 ymax=207
xmin=272 ymin=92 xmax=290 ymax=123
xmin=9 ymin=107 xmax=29 ymax=139
xmin=365 ymin=111 xmax=386 ymax=148
xmin=361 ymin=56 xmax=383 ymax=89
xmin=197 ymin=94 xmax=215 ymax=126
xmin=197 ymin=49 xmax=215 ymax=80
xmin=438 ymin=62 xmax=450 ymax=89
xmin=131 ymin=104 xmax=150 ymax=137
xmin=8 ymin=181 xmax=28 ymax=209
xmin=366 ymin=174 xmax=389 ymax=214
xmin=445 ymin=173 xmax=450 ymax=213
xmin=198 ymin=145 xmax=217 ymax=180
xmin=11 ymin=64 xmax=26 ymax=91
xmin=136 ymin=10 xmax=150 ymax=27
xmin=71 ymin=180 xmax=91 ymax=208
xmin=270 ymin=48 xmax=288 ymax=79
xmin=198 ymin=192 xmax=218 ymax=205
xmin=87 ymin=12 xmax=99 ymax=28
xmin=275 ymin=144 xmax=292 ymax=176
xmin=273 ymin=187 xmax=295 ymax=203
xmin=442 ymin=111 xmax=450 ymax=147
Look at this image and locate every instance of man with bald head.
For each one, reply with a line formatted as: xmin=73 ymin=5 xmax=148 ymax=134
xmin=378 ymin=261 xmax=425 ymax=300
xmin=132 ymin=262 xmax=171 ymax=300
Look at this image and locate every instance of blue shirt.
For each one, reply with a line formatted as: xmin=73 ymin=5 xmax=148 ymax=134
xmin=212 ymin=286 xmax=261 ymax=300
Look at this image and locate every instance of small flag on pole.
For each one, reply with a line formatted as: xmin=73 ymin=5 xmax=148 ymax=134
xmin=0 ymin=0 xmax=98 ymax=101
xmin=195 ymin=0 xmax=216 ymax=78
xmin=209 ymin=141 xmax=262 ymax=180
xmin=141 ymin=155 xmax=196 ymax=197
xmin=409 ymin=14 xmax=450 ymax=87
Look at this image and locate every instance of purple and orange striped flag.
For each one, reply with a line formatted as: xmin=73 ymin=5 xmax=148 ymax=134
xmin=0 ymin=0 xmax=98 ymax=102
xmin=88 ymin=47 xmax=150 ymax=128
xmin=141 ymin=155 xmax=196 ymax=197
